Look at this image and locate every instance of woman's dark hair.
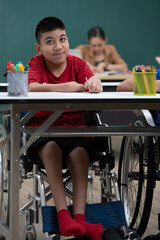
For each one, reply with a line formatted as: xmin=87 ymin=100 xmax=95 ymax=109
xmin=35 ymin=17 xmax=66 ymax=44
xmin=88 ymin=27 xmax=106 ymax=41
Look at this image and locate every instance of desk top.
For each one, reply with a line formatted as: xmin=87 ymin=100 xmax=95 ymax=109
xmin=0 ymin=92 xmax=160 ymax=111
xmin=96 ymin=74 xmax=132 ymax=81
xmin=0 ymin=91 xmax=159 ymax=101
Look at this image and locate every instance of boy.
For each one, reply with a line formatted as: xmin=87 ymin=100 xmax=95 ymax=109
xmin=28 ymin=17 xmax=103 ymax=240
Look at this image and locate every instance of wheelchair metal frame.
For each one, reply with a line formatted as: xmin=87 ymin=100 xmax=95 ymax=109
xmin=0 ymin=109 xmax=139 ymax=240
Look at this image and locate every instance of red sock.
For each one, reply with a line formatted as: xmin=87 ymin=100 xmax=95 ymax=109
xmin=57 ymin=209 xmax=86 ymax=237
xmin=73 ymin=214 xmax=104 ymax=240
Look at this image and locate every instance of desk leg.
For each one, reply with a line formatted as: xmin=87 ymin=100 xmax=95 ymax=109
xmin=9 ymin=105 xmax=21 ymax=239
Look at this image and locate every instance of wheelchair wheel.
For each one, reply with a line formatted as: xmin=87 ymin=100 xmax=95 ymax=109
xmin=0 ymin=124 xmax=10 ymax=239
xmin=118 ymin=116 xmax=155 ymax=237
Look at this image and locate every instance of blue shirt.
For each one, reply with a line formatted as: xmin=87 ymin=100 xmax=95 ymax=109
xmin=156 ymin=70 xmax=160 ymax=125
xmin=156 ymin=69 xmax=160 ymax=80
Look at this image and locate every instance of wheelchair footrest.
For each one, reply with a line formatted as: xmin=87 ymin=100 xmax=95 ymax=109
xmin=42 ymin=201 xmax=126 ymax=234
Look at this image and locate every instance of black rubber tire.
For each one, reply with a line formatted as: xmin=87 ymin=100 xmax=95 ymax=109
xmin=118 ymin=116 xmax=156 ymax=237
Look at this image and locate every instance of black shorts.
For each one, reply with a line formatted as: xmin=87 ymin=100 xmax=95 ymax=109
xmin=28 ymin=137 xmax=97 ymax=169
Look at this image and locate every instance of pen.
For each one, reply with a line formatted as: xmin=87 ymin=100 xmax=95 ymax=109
xmin=4 ymin=62 xmax=12 ymax=77
xmin=15 ymin=64 xmax=19 ymax=71
xmin=18 ymin=64 xmax=24 ymax=71
xmin=3 ymin=69 xmax=7 ymax=77
xmin=24 ymin=64 xmax=29 ymax=71
xmin=7 ymin=62 xmax=12 ymax=70
xmin=85 ymin=77 xmax=91 ymax=92
xmin=10 ymin=64 xmax=16 ymax=71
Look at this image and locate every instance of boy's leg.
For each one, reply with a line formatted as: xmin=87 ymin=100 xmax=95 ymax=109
xmin=66 ymin=146 xmax=104 ymax=240
xmin=37 ymin=141 xmax=86 ymax=237
xmin=66 ymin=146 xmax=89 ymax=214
xmin=37 ymin=141 xmax=67 ymax=211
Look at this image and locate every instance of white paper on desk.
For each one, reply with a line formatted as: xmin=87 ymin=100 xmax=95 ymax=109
xmin=95 ymin=71 xmax=121 ymax=76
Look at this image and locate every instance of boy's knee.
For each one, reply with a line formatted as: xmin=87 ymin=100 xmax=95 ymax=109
xmin=68 ymin=146 xmax=89 ymax=164
xmin=74 ymin=146 xmax=87 ymax=156
xmin=45 ymin=140 xmax=59 ymax=149
xmin=37 ymin=140 xmax=61 ymax=158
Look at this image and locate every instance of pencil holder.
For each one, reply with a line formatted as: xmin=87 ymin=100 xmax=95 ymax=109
xmin=7 ymin=71 xmax=28 ymax=96
xmin=133 ymin=72 xmax=156 ymax=96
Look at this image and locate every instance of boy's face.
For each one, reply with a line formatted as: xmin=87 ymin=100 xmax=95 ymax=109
xmin=35 ymin=29 xmax=69 ymax=66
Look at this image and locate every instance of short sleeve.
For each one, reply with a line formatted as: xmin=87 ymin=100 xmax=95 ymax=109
xmin=72 ymin=57 xmax=94 ymax=85
xmin=28 ymin=57 xmax=43 ymax=84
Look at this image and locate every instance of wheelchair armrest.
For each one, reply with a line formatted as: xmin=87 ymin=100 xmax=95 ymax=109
xmin=0 ymin=108 xmax=11 ymax=132
xmin=94 ymin=113 xmax=108 ymax=127
xmin=0 ymin=108 xmax=10 ymax=115
xmin=134 ymin=109 xmax=156 ymax=127
xmin=85 ymin=111 xmax=108 ymax=127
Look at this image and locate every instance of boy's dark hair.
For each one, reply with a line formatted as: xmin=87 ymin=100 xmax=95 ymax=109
xmin=88 ymin=27 xmax=106 ymax=41
xmin=35 ymin=17 xmax=66 ymax=44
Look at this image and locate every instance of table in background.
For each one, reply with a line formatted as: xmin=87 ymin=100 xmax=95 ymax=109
xmin=97 ymin=74 xmax=132 ymax=81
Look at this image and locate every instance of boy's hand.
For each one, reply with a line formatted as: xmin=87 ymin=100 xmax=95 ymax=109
xmin=67 ymin=82 xmax=85 ymax=92
xmin=85 ymin=76 xmax=103 ymax=93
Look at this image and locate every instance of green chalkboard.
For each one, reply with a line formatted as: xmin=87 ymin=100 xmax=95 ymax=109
xmin=0 ymin=0 xmax=160 ymax=82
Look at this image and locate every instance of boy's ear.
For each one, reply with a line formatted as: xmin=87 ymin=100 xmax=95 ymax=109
xmin=35 ymin=43 xmax=42 ymax=55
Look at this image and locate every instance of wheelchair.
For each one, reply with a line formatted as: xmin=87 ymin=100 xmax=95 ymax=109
xmin=0 ymin=109 xmax=140 ymax=240
xmin=118 ymin=109 xmax=160 ymax=238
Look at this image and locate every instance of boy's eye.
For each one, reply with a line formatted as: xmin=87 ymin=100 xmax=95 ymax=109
xmin=60 ymin=37 xmax=67 ymax=42
xmin=46 ymin=39 xmax=53 ymax=44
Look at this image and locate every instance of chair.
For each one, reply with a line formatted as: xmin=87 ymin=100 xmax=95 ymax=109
xmin=0 ymin=110 xmax=139 ymax=240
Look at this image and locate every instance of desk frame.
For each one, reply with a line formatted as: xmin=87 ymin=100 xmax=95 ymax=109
xmin=0 ymin=92 xmax=160 ymax=239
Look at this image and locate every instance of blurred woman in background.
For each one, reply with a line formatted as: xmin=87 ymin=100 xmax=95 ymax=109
xmin=76 ymin=26 xmax=128 ymax=74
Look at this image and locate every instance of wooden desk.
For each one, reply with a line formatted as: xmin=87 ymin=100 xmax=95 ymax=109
xmin=97 ymin=74 xmax=132 ymax=81
xmin=0 ymin=92 xmax=160 ymax=239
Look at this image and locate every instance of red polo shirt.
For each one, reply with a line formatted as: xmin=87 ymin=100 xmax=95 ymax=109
xmin=27 ymin=54 xmax=93 ymax=127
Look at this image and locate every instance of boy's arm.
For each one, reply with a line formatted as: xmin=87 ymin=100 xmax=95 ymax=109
xmin=85 ymin=76 xmax=103 ymax=93
xmin=116 ymin=77 xmax=160 ymax=92
xmin=116 ymin=78 xmax=134 ymax=92
xmin=28 ymin=81 xmax=85 ymax=92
